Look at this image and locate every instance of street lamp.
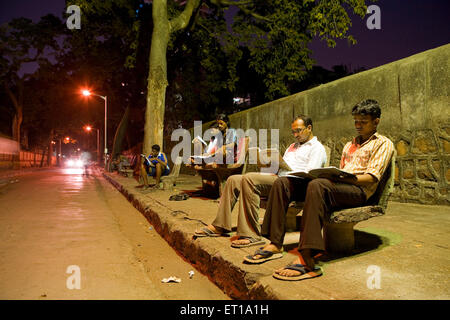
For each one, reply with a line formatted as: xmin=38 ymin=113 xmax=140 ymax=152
xmin=81 ymin=89 xmax=108 ymax=168
xmin=84 ymin=125 xmax=101 ymax=165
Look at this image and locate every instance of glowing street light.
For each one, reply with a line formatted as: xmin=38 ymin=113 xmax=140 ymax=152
xmin=81 ymin=89 xmax=108 ymax=168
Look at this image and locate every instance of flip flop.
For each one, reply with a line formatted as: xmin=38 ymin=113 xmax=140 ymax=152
xmin=243 ymin=247 xmax=283 ymax=264
xmin=169 ymin=193 xmax=190 ymax=201
xmin=272 ymin=264 xmax=323 ymax=281
xmin=194 ymin=227 xmax=227 ymax=237
xmin=231 ymin=237 xmax=266 ymax=248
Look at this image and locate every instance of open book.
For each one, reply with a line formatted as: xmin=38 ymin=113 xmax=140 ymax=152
xmin=140 ymin=154 xmax=151 ymax=166
xmin=282 ymin=166 xmax=356 ymax=180
xmin=190 ymin=154 xmax=214 ymax=160
xmin=189 ymin=154 xmax=216 ymax=165
xmin=192 ymin=136 xmax=207 ymax=147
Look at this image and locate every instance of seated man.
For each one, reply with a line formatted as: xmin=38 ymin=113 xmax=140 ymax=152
xmin=187 ymin=123 xmax=220 ymax=168
xmin=204 ymin=123 xmax=220 ymax=155
xmin=191 ymin=113 xmax=238 ymax=169
xmin=194 ymin=115 xmax=327 ymax=249
xmin=140 ymin=144 xmax=170 ymax=189
xmin=251 ymin=99 xmax=394 ymax=281
xmin=212 ymin=113 xmax=238 ymax=165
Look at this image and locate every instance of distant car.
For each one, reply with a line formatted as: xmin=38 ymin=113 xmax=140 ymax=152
xmin=65 ymin=157 xmax=84 ymax=168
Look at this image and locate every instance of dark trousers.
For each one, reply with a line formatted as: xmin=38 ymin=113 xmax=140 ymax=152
xmin=262 ymin=177 xmax=366 ymax=251
xmin=261 ymin=177 xmax=309 ymax=247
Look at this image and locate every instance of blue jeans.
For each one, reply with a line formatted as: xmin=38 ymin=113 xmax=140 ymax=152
xmin=148 ymin=165 xmax=170 ymax=177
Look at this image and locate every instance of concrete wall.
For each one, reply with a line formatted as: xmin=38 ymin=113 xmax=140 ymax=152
xmin=226 ymin=44 xmax=450 ymax=205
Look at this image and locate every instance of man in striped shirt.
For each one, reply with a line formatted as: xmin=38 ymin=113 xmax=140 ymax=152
xmin=252 ymin=99 xmax=394 ymax=280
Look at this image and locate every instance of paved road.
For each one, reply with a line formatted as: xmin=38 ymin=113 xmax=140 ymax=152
xmin=0 ymin=167 xmax=229 ymax=300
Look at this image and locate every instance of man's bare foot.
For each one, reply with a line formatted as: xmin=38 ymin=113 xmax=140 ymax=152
xmin=152 ymin=183 xmax=161 ymax=189
xmin=231 ymin=237 xmax=266 ymax=248
xmin=274 ymin=249 xmax=315 ymax=277
xmin=231 ymin=238 xmax=252 ymax=246
xmin=194 ymin=224 xmax=226 ymax=236
xmin=250 ymin=243 xmax=282 ymax=260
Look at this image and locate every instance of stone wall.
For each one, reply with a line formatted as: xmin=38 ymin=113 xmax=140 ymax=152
xmin=169 ymin=44 xmax=450 ymax=205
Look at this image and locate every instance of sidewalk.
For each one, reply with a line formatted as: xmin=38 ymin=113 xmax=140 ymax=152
xmin=103 ymin=171 xmax=450 ymax=300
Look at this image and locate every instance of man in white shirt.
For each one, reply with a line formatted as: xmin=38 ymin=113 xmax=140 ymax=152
xmin=194 ymin=115 xmax=327 ymax=248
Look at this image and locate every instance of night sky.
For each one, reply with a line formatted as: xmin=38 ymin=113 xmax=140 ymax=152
xmin=1 ymin=0 xmax=449 ymax=72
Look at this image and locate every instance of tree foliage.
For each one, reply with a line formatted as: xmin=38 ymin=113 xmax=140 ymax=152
xmin=1 ymin=0 xmax=375 ymax=154
xmin=0 ymin=14 xmax=64 ymax=145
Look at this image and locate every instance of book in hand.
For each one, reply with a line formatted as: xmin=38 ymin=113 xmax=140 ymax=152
xmin=192 ymin=136 xmax=207 ymax=146
xmin=190 ymin=154 xmax=214 ymax=160
xmin=248 ymin=147 xmax=287 ymax=166
xmin=140 ymin=154 xmax=151 ymax=166
xmin=283 ymin=167 xmax=356 ymax=180
xmin=190 ymin=154 xmax=215 ymax=164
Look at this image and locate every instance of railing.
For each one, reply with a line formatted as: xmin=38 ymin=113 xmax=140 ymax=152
xmin=0 ymin=150 xmax=56 ymax=169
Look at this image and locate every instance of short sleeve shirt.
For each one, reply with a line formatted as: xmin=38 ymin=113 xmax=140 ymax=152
xmin=147 ymin=152 xmax=170 ymax=170
xmin=340 ymin=132 xmax=394 ymax=198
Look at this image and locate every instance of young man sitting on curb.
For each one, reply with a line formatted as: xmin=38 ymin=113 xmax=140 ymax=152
xmin=139 ymin=144 xmax=170 ymax=190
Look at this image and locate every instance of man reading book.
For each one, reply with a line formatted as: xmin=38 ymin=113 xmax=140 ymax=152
xmin=194 ymin=115 xmax=327 ymax=249
xmin=139 ymin=144 xmax=170 ymax=190
xmin=188 ymin=114 xmax=237 ymax=170
xmin=193 ymin=123 xmax=220 ymax=155
xmin=250 ymin=99 xmax=394 ymax=281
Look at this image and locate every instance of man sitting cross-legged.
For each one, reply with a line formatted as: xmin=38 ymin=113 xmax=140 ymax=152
xmin=194 ymin=115 xmax=327 ymax=252
xmin=248 ymin=99 xmax=394 ymax=280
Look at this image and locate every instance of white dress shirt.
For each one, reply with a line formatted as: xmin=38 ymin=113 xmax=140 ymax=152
xmin=279 ymin=136 xmax=327 ymax=175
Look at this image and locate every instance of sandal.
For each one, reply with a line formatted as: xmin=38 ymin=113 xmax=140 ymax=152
xmin=194 ymin=226 xmax=228 ymax=237
xmin=272 ymin=264 xmax=323 ymax=281
xmin=169 ymin=193 xmax=190 ymax=201
xmin=231 ymin=237 xmax=266 ymax=248
xmin=243 ymin=247 xmax=283 ymax=264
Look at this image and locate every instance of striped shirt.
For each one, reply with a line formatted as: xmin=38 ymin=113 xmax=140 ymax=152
xmin=340 ymin=132 xmax=394 ymax=199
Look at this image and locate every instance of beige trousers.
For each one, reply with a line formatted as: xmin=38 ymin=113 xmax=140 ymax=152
xmin=212 ymin=172 xmax=278 ymax=240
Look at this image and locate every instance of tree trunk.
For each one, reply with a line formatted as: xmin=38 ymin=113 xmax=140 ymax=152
xmin=144 ymin=0 xmax=170 ymax=156
xmin=12 ymin=107 xmax=22 ymax=145
xmin=48 ymin=129 xmax=54 ymax=166
xmin=143 ymin=0 xmax=200 ymax=155
xmin=107 ymin=106 xmax=130 ymax=171
xmin=5 ymin=81 xmax=23 ymax=170
xmin=39 ymin=148 xmax=46 ymax=168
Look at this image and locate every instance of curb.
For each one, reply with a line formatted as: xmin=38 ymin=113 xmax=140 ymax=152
xmin=102 ymin=172 xmax=280 ymax=300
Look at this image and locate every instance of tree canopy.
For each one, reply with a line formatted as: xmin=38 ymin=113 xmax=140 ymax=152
xmin=1 ymin=0 xmax=374 ymax=157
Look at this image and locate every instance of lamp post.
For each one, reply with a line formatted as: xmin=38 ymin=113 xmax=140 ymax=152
xmin=84 ymin=125 xmax=100 ymax=165
xmin=82 ymin=90 xmax=108 ymax=168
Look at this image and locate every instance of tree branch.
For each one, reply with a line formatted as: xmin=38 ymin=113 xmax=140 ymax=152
xmin=209 ymin=0 xmax=272 ymax=22
xmin=4 ymin=83 xmax=19 ymax=112
xmin=169 ymin=0 xmax=202 ymax=33
xmin=210 ymin=0 xmax=253 ymax=6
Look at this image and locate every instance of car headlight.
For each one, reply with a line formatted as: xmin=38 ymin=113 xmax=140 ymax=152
xmin=67 ymin=160 xmax=74 ymax=167
xmin=76 ymin=160 xmax=83 ymax=167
